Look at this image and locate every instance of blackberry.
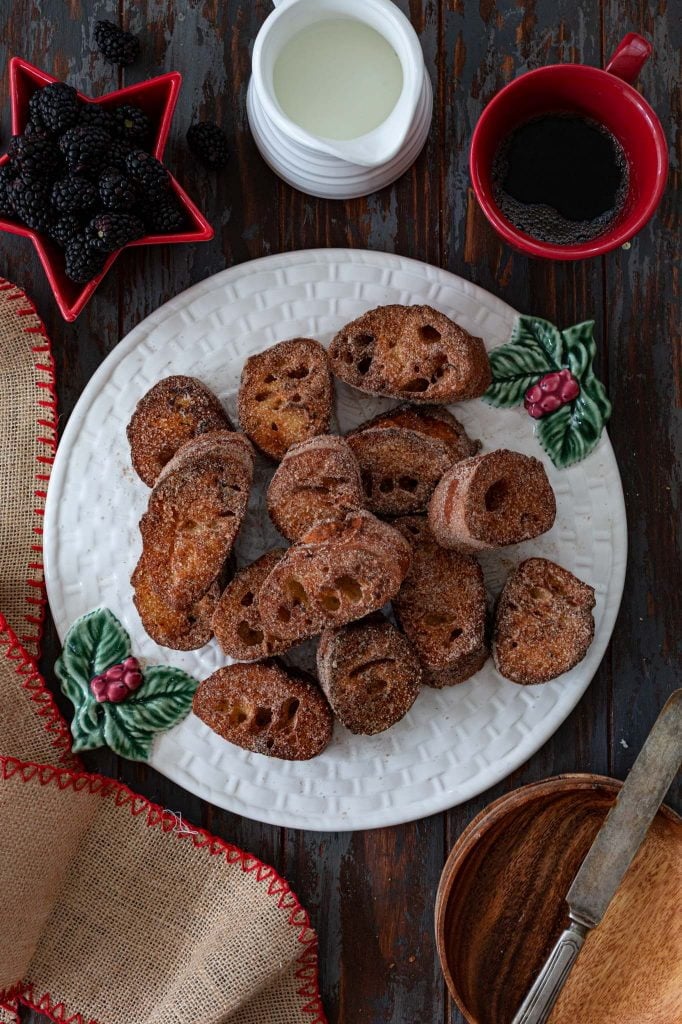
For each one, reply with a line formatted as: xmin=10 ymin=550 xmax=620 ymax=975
xmin=79 ymin=104 xmax=116 ymax=134
xmin=11 ymin=176 xmax=54 ymax=232
xmin=50 ymin=214 xmax=82 ymax=248
xmin=98 ymin=167 xmax=138 ymax=210
xmin=145 ymin=193 xmax=186 ymax=233
xmin=114 ymin=105 xmax=150 ymax=145
xmin=187 ymin=121 xmax=229 ymax=168
xmin=85 ymin=212 xmax=145 ymax=252
xmin=64 ymin=236 xmax=106 ymax=283
xmin=0 ymin=165 xmax=16 ymax=218
xmin=94 ymin=21 xmax=140 ymax=67
xmin=36 ymin=82 xmax=80 ymax=135
xmin=27 ymin=90 xmax=45 ymax=131
xmin=59 ymin=126 xmax=111 ymax=176
xmin=8 ymin=134 xmax=62 ymax=181
xmin=24 ymin=119 xmax=48 ymax=138
xmin=125 ymin=149 xmax=169 ymax=201
xmin=51 ymin=175 xmax=98 ymax=214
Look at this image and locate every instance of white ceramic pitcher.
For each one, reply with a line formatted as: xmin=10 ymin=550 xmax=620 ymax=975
xmin=247 ymin=0 xmax=433 ymax=198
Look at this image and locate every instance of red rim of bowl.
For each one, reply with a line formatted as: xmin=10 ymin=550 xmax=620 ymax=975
xmin=469 ymin=65 xmax=669 ymax=260
xmin=0 ymin=58 xmax=214 ymax=321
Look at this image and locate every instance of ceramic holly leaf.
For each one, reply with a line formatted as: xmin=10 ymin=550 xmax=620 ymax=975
xmin=537 ymin=374 xmax=612 ymax=468
xmin=123 ymin=665 xmax=199 ymax=731
xmin=98 ymin=665 xmax=198 ymax=762
xmin=56 ymin=607 xmax=131 ymax=702
xmin=485 ymin=314 xmax=563 ymax=408
xmin=71 ymin=701 xmax=106 ymax=753
xmin=102 ymin=703 xmax=153 ymax=762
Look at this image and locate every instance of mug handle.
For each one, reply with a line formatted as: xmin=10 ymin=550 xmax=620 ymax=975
xmin=605 ymin=32 xmax=652 ymax=84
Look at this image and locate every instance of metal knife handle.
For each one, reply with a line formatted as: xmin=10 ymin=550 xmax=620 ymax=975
xmin=510 ymin=920 xmax=588 ymax=1024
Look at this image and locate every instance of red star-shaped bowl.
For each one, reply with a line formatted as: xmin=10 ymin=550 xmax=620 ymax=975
xmin=0 ymin=58 xmax=214 ymax=321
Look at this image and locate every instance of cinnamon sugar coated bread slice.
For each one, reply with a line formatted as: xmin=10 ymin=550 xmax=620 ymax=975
xmin=317 ymin=614 xmax=421 ymax=734
xmin=328 ymin=304 xmax=491 ymax=403
xmin=347 ymin=426 xmax=453 ymax=516
xmin=258 ymin=511 xmax=412 ymax=643
xmin=127 ymin=375 xmax=232 ymax=486
xmin=494 ymin=558 xmax=595 ymax=685
xmin=238 ymin=337 xmax=333 ymax=460
xmin=393 ymin=517 xmax=488 ymax=687
xmin=132 ymin=553 xmax=219 ymax=650
xmin=267 ymin=435 xmax=364 ymax=541
xmin=353 ymin=403 xmax=481 ymax=462
xmin=212 ymin=550 xmax=296 ymax=661
xmin=428 ymin=449 xmax=556 ymax=553
xmin=193 ymin=661 xmax=333 ymax=760
xmin=139 ymin=431 xmax=254 ymax=610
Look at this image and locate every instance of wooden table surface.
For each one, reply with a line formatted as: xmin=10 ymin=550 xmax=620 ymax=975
xmin=1 ymin=2 xmax=679 ymax=1022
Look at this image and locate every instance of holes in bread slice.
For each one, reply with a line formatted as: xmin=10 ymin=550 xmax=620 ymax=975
xmin=484 ymin=478 xmax=509 ymax=512
xmin=403 ymin=377 xmax=430 ymax=393
xmin=320 ymin=589 xmax=341 ymax=612
xmin=228 ymin=704 xmax=250 ymax=726
xmin=357 ymin=356 xmax=373 ymax=375
xmin=335 ymin=575 xmax=363 ymax=603
xmin=240 ymin=591 xmax=255 ymax=607
xmin=420 ymin=324 xmax=441 ymax=342
xmin=237 ymin=621 xmax=265 ymax=647
xmin=254 ymin=707 xmax=272 ymax=728
xmin=287 ymin=365 xmax=310 ymax=379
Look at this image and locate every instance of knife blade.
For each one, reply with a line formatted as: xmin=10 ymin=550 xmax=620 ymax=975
xmin=511 ymin=688 xmax=682 ymax=1024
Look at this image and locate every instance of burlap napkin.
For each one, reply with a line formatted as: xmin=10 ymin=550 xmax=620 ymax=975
xmin=0 ymin=280 xmax=325 ymax=1024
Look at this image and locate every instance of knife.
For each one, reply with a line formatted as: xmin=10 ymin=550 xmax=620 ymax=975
xmin=511 ymin=688 xmax=682 ymax=1024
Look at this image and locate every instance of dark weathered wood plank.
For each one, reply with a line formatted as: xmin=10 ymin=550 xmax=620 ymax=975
xmin=600 ymin=0 xmax=681 ymax=810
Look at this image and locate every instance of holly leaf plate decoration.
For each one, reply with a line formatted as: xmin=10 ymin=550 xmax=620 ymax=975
xmin=483 ymin=315 xmax=612 ymax=469
xmin=55 ymin=608 xmax=198 ymax=761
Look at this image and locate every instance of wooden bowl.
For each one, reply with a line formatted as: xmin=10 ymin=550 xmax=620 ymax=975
xmin=435 ymin=774 xmax=681 ymax=1024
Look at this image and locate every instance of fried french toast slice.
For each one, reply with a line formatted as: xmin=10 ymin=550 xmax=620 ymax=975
xmin=127 ymin=375 xmax=232 ymax=486
xmin=346 ymin=426 xmax=453 ymax=517
xmin=257 ymin=511 xmax=412 ymax=643
xmin=132 ymin=553 xmax=219 ymax=651
xmin=393 ymin=516 xmax=488 ymax=687
xmin=317 ymin=613 xmax=421 ymax=734
xmin=351 ymin=402 xmax=481 ymax=463
xmin=193 ymin=661 xmax=333 ymax=760
xmin=493 ymin=558 xmax=595 ymax=684
xmin=328 ymin=304 xmax=491 ymax=403
xmin=429 ymin=449 xmax=556 ymax=553
xmin=139 ymin=431 xmax=253 ymax=610
xmin=267 ymin=434 xmax=364 ymax=541
xmin=238 ymin=337 xmax=333 ymax=460
xmin=212 ymin=550 xmax=296 ymax=661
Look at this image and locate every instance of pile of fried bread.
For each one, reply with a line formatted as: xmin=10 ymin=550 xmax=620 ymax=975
xmin=126 ymin=304 xmax=596 ymax=761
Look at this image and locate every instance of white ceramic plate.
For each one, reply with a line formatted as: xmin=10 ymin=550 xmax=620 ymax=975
xmin=44 ymin=249 xmax=627 ymax=831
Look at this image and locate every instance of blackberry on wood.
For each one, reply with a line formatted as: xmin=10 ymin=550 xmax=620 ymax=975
xmin=36 ymin=82 xmax=80 ymax=135
xmin=64 ymin=236 xmax=106 ymax=283
xmin=125 ymin=149 xmax=169 ymax=200
xmin=99 ymin=168 xmax=138 ymax=210
xmin=114 ymin=105 xmax=150 ymax=145
xmin=11 ymin=176 xmax=54 ymax=232
xmin=50 ymin=214 xmax=82 ymax=248
xmin=51 ymin=175 xmax=98 ymax=215
xmin=59 ymin=126 xmax=111 ymax=176
xmin=145 ymin=194 xmax=186 ymax=233
xmin=187 ymin=121 xmax=229 ymax=168
xmin=94 ymin=21 xmax=140 ymax=67
xmin=85 ymin=212 xmax=145 ymax=252
xmin=9 ymin=134 xmax=62 ymax=180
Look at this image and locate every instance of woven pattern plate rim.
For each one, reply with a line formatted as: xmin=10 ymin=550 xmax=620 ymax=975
xmin=44 ymin=249 xmax=627 ymax=831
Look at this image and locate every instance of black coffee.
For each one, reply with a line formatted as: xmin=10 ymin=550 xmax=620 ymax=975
xmin=492 ymin=114 xmax=628 ymax=245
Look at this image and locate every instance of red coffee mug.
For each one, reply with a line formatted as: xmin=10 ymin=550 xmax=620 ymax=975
xmin=469 ymin=34 xmax=668 ymax=260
